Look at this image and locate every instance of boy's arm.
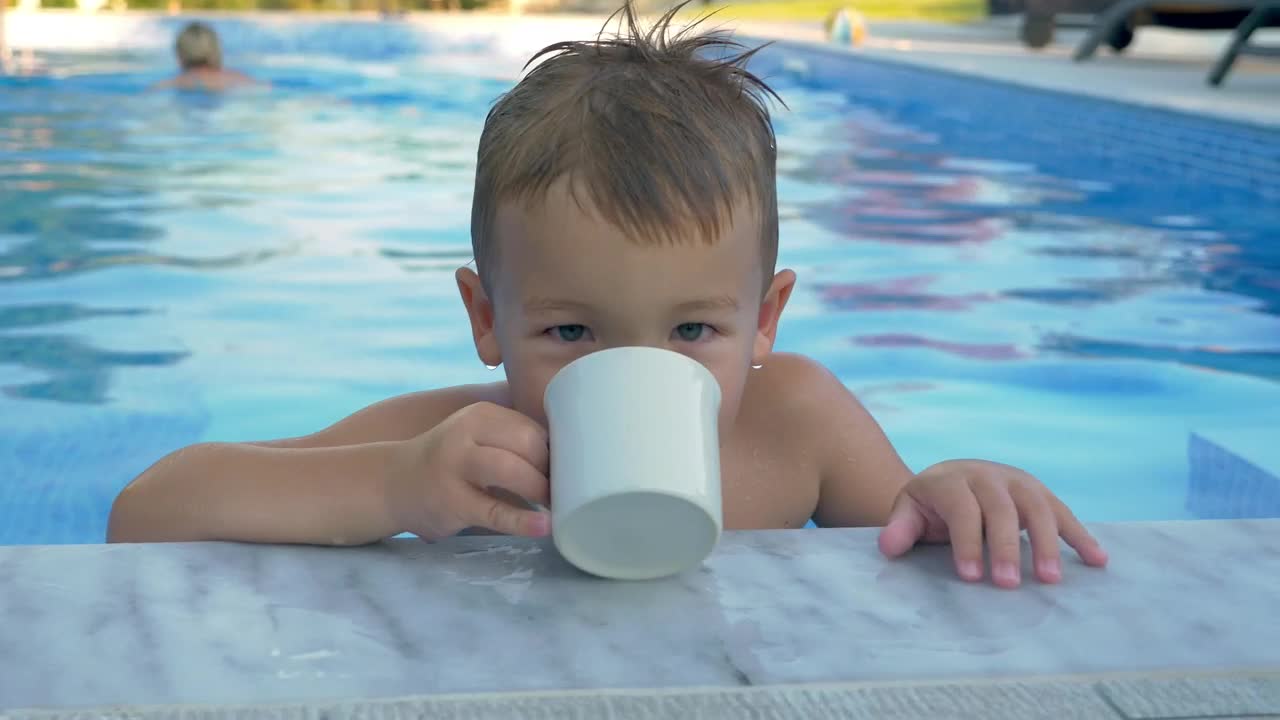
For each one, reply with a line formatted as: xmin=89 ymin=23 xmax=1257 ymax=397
xmin=108 ymin=441 xmax=404 ymax=545
xmin=107 ymin=384 xmax=502 ymax=544
xmin=797 ymin=356 xmax=1107 ymax=586
xmin=788 ymin=357 xmax=914 ymax=528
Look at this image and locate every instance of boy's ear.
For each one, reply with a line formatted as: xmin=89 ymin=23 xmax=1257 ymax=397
xmin=753 ymin=269 xmax=797 ymax=366
xmin=456 ymin=266 xmax=502 ymax=368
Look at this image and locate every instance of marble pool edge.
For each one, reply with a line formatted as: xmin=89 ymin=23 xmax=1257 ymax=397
xmin=6 ymin=670 xmax=1280 ymax=719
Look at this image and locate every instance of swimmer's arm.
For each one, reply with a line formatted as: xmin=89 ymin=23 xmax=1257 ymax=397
xmin=107 ymin=384 xmax=502 ymax=544
xmin=794 ymin=359 xmax=913 ymax=528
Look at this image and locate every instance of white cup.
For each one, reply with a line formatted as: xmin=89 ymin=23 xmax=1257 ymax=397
xmin=543 ymin=346 xmax=723 ymax=580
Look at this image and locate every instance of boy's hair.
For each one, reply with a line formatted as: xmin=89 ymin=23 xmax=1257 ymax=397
xmin=175 ymin=22 xmax=222 ymax=70
xmin=471 ymin=2 xmax=782 ymax=291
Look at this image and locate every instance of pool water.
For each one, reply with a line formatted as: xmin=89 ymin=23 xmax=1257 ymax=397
xmin=2 ymin=18 xmax=1278 ymax=544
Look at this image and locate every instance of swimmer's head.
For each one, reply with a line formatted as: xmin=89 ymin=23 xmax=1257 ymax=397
xmin=175 ymin=22 xmax=222 ymax=71
xmin=458 ymin=1 xmax=795 ymax=435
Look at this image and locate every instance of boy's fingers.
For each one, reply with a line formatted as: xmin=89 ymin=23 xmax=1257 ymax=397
xmin=1011 ymin=484 xmax=1062 ymax=584
xmin=971 ymin=479 xmax=1022 ymax=588
xmin=469 ymin=486 xmax=551 ymax=538
xmin=877 ymin=495 xmax=927 ymax=558
xmin=929 ymin=483 xmax=984 ymax=582
xmin=1054 ymin=499 xmax=1109 ymax=567
xmin=465 ymin=446 xmax=550 ymax=507
xmin=470 ymin=405 xmax=550 ymax=476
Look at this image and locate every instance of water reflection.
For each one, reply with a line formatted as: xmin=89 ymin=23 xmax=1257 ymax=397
xmin=0 ymin=304 xmax=187 ymax=404
xmin=777 ymin=88 xmax=1279 ymax=386
xmin=0 ymin=61 xmax=293 ymax=405
xmin=853 ymin=334 xmax=1028 ymax=362
xmin=818 ymin=276 xmax=994 ymax=312
xmin=1040 ymin=334 xmax=1280 ymax=383
xmin=0 ymin=335 xmax=187 ymax=404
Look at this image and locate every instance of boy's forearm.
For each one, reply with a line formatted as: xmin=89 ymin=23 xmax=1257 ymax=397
xmin=107 ymin=441 xmax=405 ymax=545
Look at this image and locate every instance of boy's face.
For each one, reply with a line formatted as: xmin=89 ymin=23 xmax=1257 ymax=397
xmin=458 ymin=178 xmax=794 ymax=438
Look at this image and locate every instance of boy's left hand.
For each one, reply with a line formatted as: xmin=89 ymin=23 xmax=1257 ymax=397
xmin=877 ymin=459 xmax=1109 ymax=588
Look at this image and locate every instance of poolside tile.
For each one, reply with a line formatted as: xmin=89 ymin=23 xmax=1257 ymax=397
xmin=1097 ymin=673 xmax=1280 ymax=719
xmin=7 ymin=680 xmax=1124 ymax=720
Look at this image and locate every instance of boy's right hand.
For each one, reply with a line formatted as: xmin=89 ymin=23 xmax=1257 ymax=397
xmin=385 ymin=402 xmax=551 ymax=540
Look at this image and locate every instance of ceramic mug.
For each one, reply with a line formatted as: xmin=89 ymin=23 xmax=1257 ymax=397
xmin=544 ymin=346 xmax=723 ymax=580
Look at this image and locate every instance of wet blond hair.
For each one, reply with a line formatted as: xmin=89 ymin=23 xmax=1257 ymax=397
xmin=175 ymin=22 xmax=222 ymax=70
xmin=470 ymin=2 xmax=782 ymax=291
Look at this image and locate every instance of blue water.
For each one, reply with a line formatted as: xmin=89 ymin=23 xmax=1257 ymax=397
xmin=2 ymin=19 xmax=1278 ymax=544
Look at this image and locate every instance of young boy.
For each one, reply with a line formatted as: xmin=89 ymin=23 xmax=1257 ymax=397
xmin=153 ymin=22 xmax=255 ymax=91
xmin=110 ymin=5 xmax=1108 ymax=589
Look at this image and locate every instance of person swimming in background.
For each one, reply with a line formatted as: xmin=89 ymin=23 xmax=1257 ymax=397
xmin=153 ymin=22 xmax=256 ymax=91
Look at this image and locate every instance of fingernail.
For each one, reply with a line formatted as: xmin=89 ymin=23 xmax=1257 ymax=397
xmin=959 ymin=560 xmax=982 ymax=581
xmin=1037 ymin=558 xmax=1062 ymax=581
xmin=994 ymin=562 xmax=1020 ymax=586
xmin=529 ymin=512 xmax=551 ymax=537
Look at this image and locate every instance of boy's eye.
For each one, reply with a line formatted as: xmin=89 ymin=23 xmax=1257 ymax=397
xmin=554 ymin=324 xmax=588 ymax=342
xmin=675 ymin=323 xmax=707 ymax=342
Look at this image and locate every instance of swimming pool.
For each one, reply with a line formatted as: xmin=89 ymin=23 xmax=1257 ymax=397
xmin=2 ymin=16 xmax=1278 ymax=545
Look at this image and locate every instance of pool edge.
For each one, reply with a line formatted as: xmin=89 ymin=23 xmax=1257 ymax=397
xmin=7 ymin=669 xmax=1279 ymax=719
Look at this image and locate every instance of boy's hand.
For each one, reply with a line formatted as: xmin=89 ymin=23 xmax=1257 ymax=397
xmin=877 ymin=460 xmax=1108 ymax=588
xmin=386 ymin=402 xmax=551 ymax=540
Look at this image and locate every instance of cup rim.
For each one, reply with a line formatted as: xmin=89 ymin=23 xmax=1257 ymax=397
xmin=542 ymin=346 xmax=720 ymax=414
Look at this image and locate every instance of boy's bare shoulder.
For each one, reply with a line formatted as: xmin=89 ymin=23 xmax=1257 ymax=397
xmin=735 ymin=352 xmax=850 ymax=446
xmin=746 ymin=352 xmax=913 ymax=528
xmin=739 ymin=351 xmax=884 ymax=457
xmin=259 ymin=382 xmax=508 ymax=449
xmin=723 ymin=353 xmax=854 ymax=520
xmin=745 ymin=352 xmax=850 ymax=418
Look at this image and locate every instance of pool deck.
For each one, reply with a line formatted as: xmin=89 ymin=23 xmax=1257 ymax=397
xmin=5 ymin=11 xmax=1279 ymax=127
xmin=3 ymin=521 xmax=1279 ymax=718
xmin=736 ymin=16 xmax=1280 ymax=128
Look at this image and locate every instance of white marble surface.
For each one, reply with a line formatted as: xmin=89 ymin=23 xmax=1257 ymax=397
xmin=1 ymin=521 xmax=1278 ymax=711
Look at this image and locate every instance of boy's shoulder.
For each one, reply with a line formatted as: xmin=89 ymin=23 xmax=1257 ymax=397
xmin=729 ymin=353 xmax=866 ymax=513
xmin=739 ymin=352 xmax=855 ymax=439
xmin=748 ymin=351 xmax=850 ymax=409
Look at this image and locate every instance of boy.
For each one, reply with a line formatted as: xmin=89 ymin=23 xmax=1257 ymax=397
xmin=153 ymin=22 xmax=255 ymax=91
xmin=110 ymin=5 xmax=1108 ymax=589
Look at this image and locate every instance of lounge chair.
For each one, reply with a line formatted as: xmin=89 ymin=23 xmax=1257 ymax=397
xmin=1072 ymin=0 xmax=1279 ymax=86
xmin=1206 ymin=2 xmax=1280 ymax=84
